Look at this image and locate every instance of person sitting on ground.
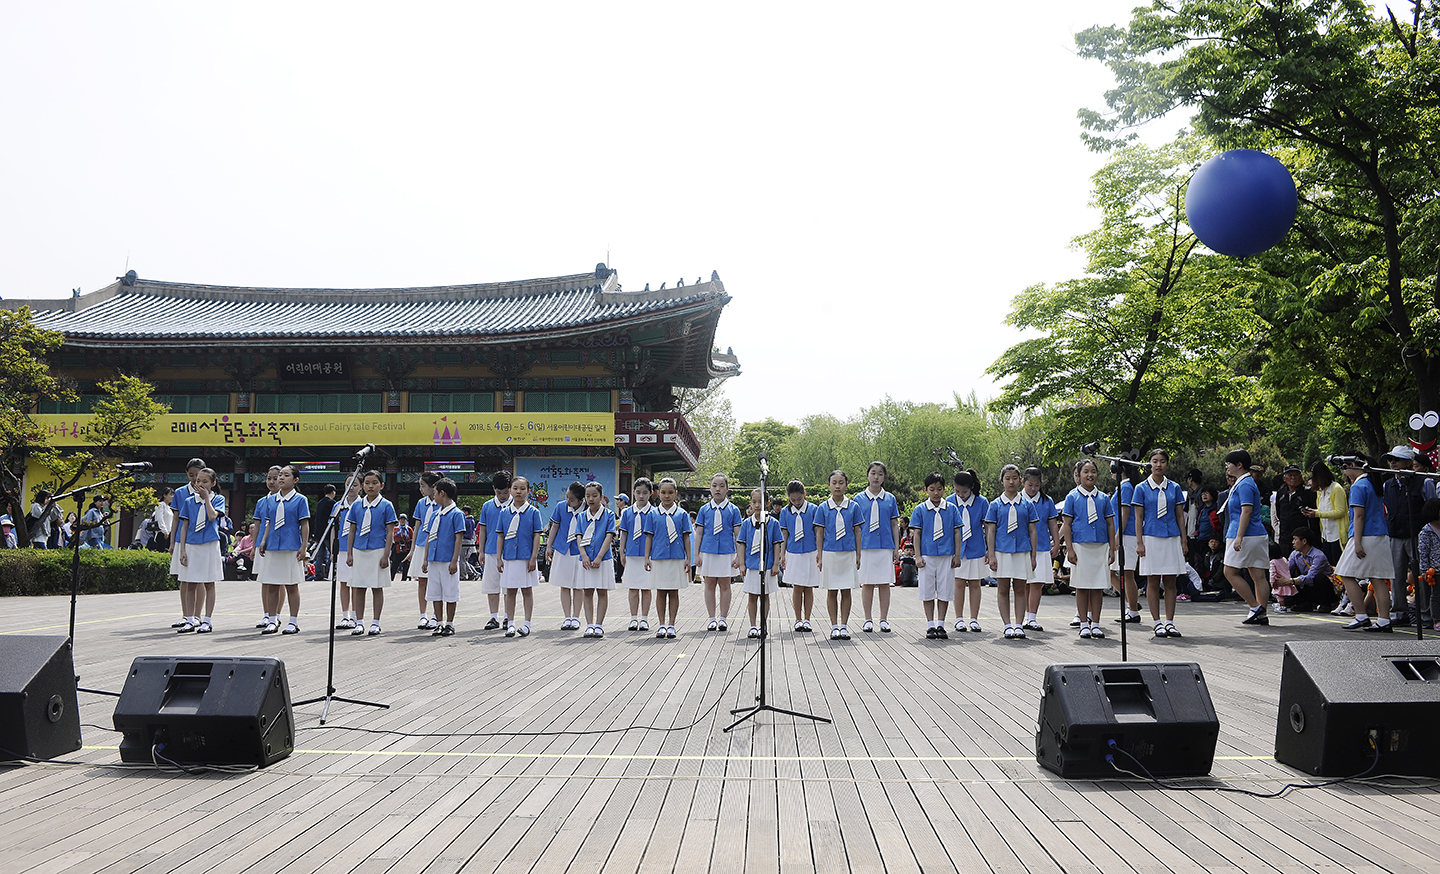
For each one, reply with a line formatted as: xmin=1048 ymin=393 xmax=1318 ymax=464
xmin=1285 ymin=528 xmax=1335 ymax=614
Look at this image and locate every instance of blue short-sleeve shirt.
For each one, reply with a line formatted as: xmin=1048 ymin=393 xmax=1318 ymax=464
xmin=478 ymin=497 xmax=510 ymax=555
xmin=814 ymin=499 xmax=862 ymax=553
xmin=739 ymin=516 xmax=782 ymax=571
xmin=426 ymin=505 xmax=468 ymax=564
xmin=852 ymin=489 xmax=899 ymax=550
xmin=1348 ymin=475 xmax=1388 ymax=538
xmin=619 ymin=505 xmax=656 ymax=558
xmin=986 ymin=495 xmax=1036 ymax=553
xmin=780 ymin=502 xmax=819 ymax=555
xmin=179 ymin=492 xmax=226 ymax=546
xmin=1024 ymin=492 xmax=1060 ymax=551
xmin=908 ymin=500 xmax=960 ymax=556
xmin=1224 ymin=475 xmax=1268 ymax=539
xmin=265 ymin=491 xmax=310 ymax=552
xmin=346 ymin=497 xmax=398 ymax=552
xmin=1132 ymin=478 xmax=1186 ymax=539
xmin=696 ymin=501 xmax=743 ymax=554
xmin=1063 ymin=489 xmax=1114 ymax=544
xmin=411 ymin=495 xmax=436 ymax=550
xmin=498 ymin=503 xmax=544 ymax=561
xmin=949 ymin=493 xmax=990 ymax=560
xmin=1118 ymin=480 xmax=1137 ymax=536
xmin=575 ymin=507 xmax=617 ymax=563
xmin=647 ymin=505 xmax=693 ymax=561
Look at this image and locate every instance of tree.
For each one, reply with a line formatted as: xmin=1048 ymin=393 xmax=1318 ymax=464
xmin=988 ymin=136 xmax=1259 ymax=458
xmin=1077 ymin=0 xmax=1440 ymax=438
xmin=729 ymin=419 xmax=798 ymax=490
xmin=0 ymin=307 xmax=75 ymax=540
xmin=658 ymin=381 xmax=737 ymax=486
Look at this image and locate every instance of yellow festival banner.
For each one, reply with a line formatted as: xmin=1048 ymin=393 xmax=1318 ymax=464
xmin=32 ymin=413 xmax=615 ymax=448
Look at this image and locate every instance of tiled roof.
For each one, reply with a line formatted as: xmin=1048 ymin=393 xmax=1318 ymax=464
xmin=16 ymin=268 xmax=729 ymax=346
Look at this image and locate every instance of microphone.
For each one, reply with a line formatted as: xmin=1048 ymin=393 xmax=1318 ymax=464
xmin=354 ymin=443 xmax=376 ymax=460
xmin=1325 ymin=454 xmax=1365 ymax=466
xmin=758 ymin=451 xmax=769 ymax=477
xmin=116 ymin=462 xmax=152 ymax=471
xmin=1080 ymin=442 xmax=1100 ymax=456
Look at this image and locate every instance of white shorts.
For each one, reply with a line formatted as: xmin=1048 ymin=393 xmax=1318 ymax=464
xmin=1138 ymin=536 xmax=1187 ymax=576
xmin=348 ymin=548 xmax=390 ymax=588
xmin=820 ymin=553 xmax=857 ymax=590
xmin=1334 ymin=535 xmax=1394 ymax=580
xmin=547 ymin=551 xmax=577 ymax=588
xmin=650 ymin=559 xmax=689 ymax=591
xmin=621 ymin=558 xmax=651 ymax=589
xmin=425 ymin=564 xmax=460 ymax=602
xmin=178 ymin=541 xmax=222 ymax=584
xmin=574 ymin=557 xmax=615 ymax=590
xmin=480 ymin=553 xmax=504 ymax=595
xmin=698 ymin=551 xmax=736 ymax=579
xmin=1110 ymin=534 xmax=1140 ymax=572
xmin=858 ymin=549 xmax=893 ymax=586
xmin=993 ymin=551 xmax=1034 ymax=582
xmin=954 ymin=556 xmax=988 ymax=581
xmin=1070 ymin=542 xmax=1111 ymax=589
xmin=1223 ymin=535 xmax=1271 ymax=571
xmin=743 ymin=568 xmax=780 ymax=595
xmin=917 ymin=559 xmax=953 ymax=601
xmin=783 ymin=551 xmax=820 ymax=587
xmin=260 ymin=550 xmax=305 ymax=586
xmin=501 ymin=558 xmax=539 ymax=589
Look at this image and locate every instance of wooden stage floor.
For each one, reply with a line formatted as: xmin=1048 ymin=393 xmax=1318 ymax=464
xmin=2 ymin=585 xmax=1438 ymax=874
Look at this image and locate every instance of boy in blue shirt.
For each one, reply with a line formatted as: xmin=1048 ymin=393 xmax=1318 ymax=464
xmin=421 ymin=478 xmax=468 ymax=637
xmin=257 ymin=465 xmax=310 ymax=635
xmin=476 ymin=470 xmax=513 ymax=631
xmin=908 ymin=473 xmax=962 ymax=639
xmin=411 ymin=471 xmax=441 ymax=630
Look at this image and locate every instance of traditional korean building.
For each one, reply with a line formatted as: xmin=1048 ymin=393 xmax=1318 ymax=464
xmin=12 ymin=264 xmax=737 ymax=536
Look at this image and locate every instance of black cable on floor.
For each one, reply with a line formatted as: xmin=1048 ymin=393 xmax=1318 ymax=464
xmin=1106 ymin=739 xmax=1381 ymax=798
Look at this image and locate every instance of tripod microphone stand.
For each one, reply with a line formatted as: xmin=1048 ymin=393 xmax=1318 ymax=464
xmin=293 ymin=446 xmax=390 ymax=723
xmin=726 ymin=452 xmax=831 ymax=732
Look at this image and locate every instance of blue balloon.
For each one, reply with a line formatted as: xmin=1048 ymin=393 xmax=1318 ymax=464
xmin=1184 ymin=149 xmax=1297 ymax=257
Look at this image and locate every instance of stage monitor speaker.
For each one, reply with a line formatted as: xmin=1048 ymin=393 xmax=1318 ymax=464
xmin=112 ymin=656 xmax=293 ymax=767
xmin=1036 ymin=662 xmax=1219 ymax=779
xmin=0 ymin=635 xmax=82 ymax=761
xmin=1275 ymin=640 xmax=1440 ymax=778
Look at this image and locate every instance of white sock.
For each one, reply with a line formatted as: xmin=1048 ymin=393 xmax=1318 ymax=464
xmin=203 ymin=616 xmax=211 ymax=624
xmin=927 ymin=620 xmax=936 ymax=628
xmin=1355 ymin=612 xmax=1369 ymax=621
xmin=1127 ymin=609 xmax=1141 ymax=618
xmin=1375 ymin=616 xmax=1390 ymax=626
xmin=491 ymin=612 xmax=499 ymax=620
xmin=1025 ymin=612 xmax=1036 ymax=623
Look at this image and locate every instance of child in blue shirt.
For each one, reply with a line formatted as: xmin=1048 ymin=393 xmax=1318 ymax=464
xmin=1132 ymin=450 xmax=1190 ymax=638
xmin=1335 ymin=457 xmax=1396 ymax=631
xmin=168 ymin=457 xmax=206 ymax=630
xmin=779 ymin=479 xmax=820 ymax=632
xmin=814 ymin=470 xmax=863 ymax=640
xmin=1061 ymin=458 xmax=1116 ymax=639
xmin=908 ymin=472 xmax=962 ymax=639
xmin=950 ymin=470 xmax=990 ymax=633
xmin=1221 ymin=449 xmax=1276 ymax=626
xmin=984 ymin=464 xmax=1037 ymax=640
xmin=738 ymin=488 xmax=783 ymax=639
xmin=695 ymin=474 xmax=743 ymax=632
xmin=176 ymin=467 xmax=226 ymax=634
xmin=410 ymin=471 xmax=440 ymax=630
xmin=497 ymin=475 xmax=544 ymax=638
xmin=853 ymin=461 xmax=900 ymax=634
xmin=544 ymin=482 xmax=586 ymax=631
xmin=643 ymin=477 xmax=694 ymax=639
xmin=330 ymin=479 xmax=359 ymax=628
xmin=258 ymin=465 xmax=310 ymax=635
xmin=475 ymin=471 xmax=513 ymax=631
xmin=573 ymin=482 xmax=616 ymax=638
xmin=345 ymin=470 xmax=398 ymax=636
xmin=421 ymin=477 xmax=468 ymax=636
xmin=618 ymin=477 xmax=657 ymax=632
xmin=1113 ymin=466 xmax=1144 ymax=624
xmin=1021 ymin=467 xmax=1062 ymax=632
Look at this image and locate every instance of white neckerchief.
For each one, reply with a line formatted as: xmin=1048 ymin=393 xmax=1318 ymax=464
xmin=999 ymin=493 xmax=1021 ymax=533
xmin=1148 ymin=476 xmax=1172 ymax=518
xmin=358 ymin=494 xmax=382 ymax=537
xmin=274 ymin=490 xmax=294 ymax=529
xmin=709 ymin=499 xmax=729 ymax=535
xmin=866 ymin=488 xmax=887 ymax=532
xmin=580 ymin=507 xmax=602 ymax=547
xmin=659 ymin=503 xmax=680 ymax=543
xmin=191 ymin=492 xmax=207 ymax=532
xmin=749 ymin=515 xmax=764 ymax=554
xmin=631 ymin=504 xmax=649 ymax=540
xmin=1077 ymin=486 xmax=1100 ymax=524
xmin=789 ymin=501 xmax=810 ymax=541
xmin=826 ymin=496 xmax=850 ymax=541
xmin=954 ymin=494 xmax=974 ymax=541
xmin=428 ymin=504 xmax=452 ymax=539
xmin=925 ymin=498 xmax=946 ymax=541
xmin=565 ymin=504 xmax=582 ymax=542
xmin=506 ymin=504 xmax=525 ymax=540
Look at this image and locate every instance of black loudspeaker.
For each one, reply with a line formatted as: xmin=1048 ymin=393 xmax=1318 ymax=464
xmin=0 ymin=635 xmax=82 ymax=761
xmin=1036 ymin=662 xmax=1219 ymax=779
xmin=1275 ymin=640 xmax=1440 ymax=778
xmin=112 ymin=656 xmax=294 ymax=767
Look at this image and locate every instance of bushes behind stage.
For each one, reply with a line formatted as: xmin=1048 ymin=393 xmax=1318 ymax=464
xmin=0 ymin=549 xmax=175 ymax=597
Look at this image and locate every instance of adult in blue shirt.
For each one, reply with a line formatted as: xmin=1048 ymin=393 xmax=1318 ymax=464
xmin=1335 ymin=456 xmax=1397 ymax=631
xmin=1221 ymin=449 xmax=1274 ymax=626
xmin=81 ymin=496 xmax=110 ymax=549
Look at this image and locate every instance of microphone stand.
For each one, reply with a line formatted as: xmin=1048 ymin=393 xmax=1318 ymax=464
xmin=726 ymin=455 xmax=830 ymax=732
xmin=293 ymin=451 xmax=390 ymax=723
xmin=1080 ymin=445 xmax=1149 ymax=663
xmin=53 ymin=470 xmax=135 ymax=697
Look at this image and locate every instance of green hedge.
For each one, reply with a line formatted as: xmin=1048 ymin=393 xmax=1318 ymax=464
xmin=0 ymin=549 xmax=175 ymax=597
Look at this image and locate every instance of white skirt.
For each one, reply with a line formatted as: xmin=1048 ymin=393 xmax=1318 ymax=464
xmin=993 ymin=550 xmax=1034 ymax=582
xmin=574 ymin=557 xmax=615 ymax=590
xmin=783 ymin=551 xmax=820 ymax=587
xmin=261 ymin=550 xmax=306 ymax=586
xmin=1138 ymin=535 xmax=1187 ymax=576
xmin=178 ymin=541 xmax=222 ymax=584
xmin=1110 ymin=534 xmax=1140 ymax=572
xmin=650 ymin=559 xmax=689 ymax=591
xmin=1032 ymin=553 xmax=1055 ymax=584
xmin=1222 ymin=535 xmax=1271 ymax=571
xmin=954 ymin=556 xmax=989 ymax=581
xmin=501 ymin=558 xmax=539 ymax=589
xmin=349 ymin=548 xmax=390 ymax=588
xmin=1070 ymin=542 xmax=1110 ymax=590
xmin=858 ymin=549 xmax=893 ymax=586
xmin=621 ymin=558 xmax=651 ymax=589
xmin=1334 ymin=534 xmax=1394 ymax=580
xmin=169 ymin=542 xmax=183 ymax=577
xmin=743 ymin=567 xmax=780 ymax=595
xmin=698 ymin=551 xmax=736 ymax=579
xmin=336 ymin=552 xmax=351 ymax=584
xmin=820 ymin=553 xmax=858 ymax=590
xmin=548 ymin=551 xmax=577 ymax=588
xmin=480 ymin=553 xmax=504 ymax=595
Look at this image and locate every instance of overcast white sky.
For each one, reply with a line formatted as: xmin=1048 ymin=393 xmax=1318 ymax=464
xmin=3 ymin=1 xmax=1178 ymax=424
